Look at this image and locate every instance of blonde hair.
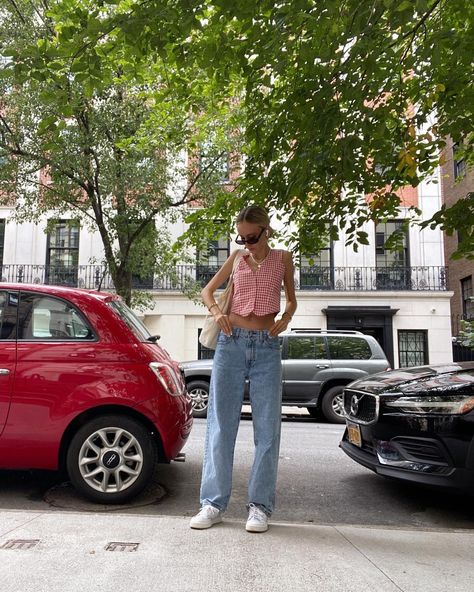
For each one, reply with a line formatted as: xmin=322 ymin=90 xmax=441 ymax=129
xmin=236 ymin=205 xmax=273 ymax=235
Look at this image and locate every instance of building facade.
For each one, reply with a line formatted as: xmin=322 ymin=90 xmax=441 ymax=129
xmin=440 ymin=136 xmax=474 ymax=342
xmin=0 ymin=168 xmax=453 ymax=368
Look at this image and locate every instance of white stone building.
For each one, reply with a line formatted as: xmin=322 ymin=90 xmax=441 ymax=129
xmin=0 ymin=168 xmax=453 ymax=367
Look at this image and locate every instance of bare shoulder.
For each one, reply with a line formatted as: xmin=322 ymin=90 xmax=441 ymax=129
xmin=231 ymin=249 xmax=245 ymax=262
xmin=279 ymin=249 xmax=294 ymax=265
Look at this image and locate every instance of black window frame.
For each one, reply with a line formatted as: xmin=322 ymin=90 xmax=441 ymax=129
xmin=461 ymin=276 xmax=474 ymax=320
xmin=196 ymin=230 xmax=230 ymax=287
xmin=299 ymin=242 xmax=333 ymax=290
xmin=375 ymin=220 xmax=411 ymax=290
xmin=398 ymin=330 xmax=428 ymax=368
xmin=45 ymin=219 xmax=80 ymax=287
xmin=453 ymin=142 xmax=467 ymax=180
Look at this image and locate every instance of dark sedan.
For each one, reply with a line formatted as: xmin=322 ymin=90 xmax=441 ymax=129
xmin=340 ymin=362 xmax=474 ymax=492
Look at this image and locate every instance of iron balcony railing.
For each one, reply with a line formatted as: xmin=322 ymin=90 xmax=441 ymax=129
xmin=0 ymin=264 xmax=448 ymax=292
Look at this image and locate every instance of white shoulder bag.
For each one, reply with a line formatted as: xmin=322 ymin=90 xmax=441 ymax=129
xmin=199 ymin=251 xmax=243 ymax=350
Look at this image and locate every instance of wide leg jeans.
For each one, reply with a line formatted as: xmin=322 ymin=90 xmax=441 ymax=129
xmin=200 ymin=328 xmax=283 ymax=516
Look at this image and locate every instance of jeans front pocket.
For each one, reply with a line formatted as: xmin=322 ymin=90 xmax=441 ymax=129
xmin=217 ymin=331 xmax=233 ymax=346
xmin=264 ymin=334 xmax=281 ymax=351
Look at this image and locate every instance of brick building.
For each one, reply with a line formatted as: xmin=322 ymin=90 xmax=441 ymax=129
xmin=440 ymin=137 xmax=474 ymax=339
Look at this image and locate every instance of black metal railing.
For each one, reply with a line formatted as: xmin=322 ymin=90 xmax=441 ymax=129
xmin=0 ymin=264 xmax=449 ymax=292
xmin=298 ymin=266 xmax=448 ymax=291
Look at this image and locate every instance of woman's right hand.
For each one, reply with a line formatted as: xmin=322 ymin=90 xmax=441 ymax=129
xmin=214 ymin=312 xmax=233 ymax=336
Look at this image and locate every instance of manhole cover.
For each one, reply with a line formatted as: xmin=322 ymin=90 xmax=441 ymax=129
xmin=43 ymin=478 xmax=167 ymax=511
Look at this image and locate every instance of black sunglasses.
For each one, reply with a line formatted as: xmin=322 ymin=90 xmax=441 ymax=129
xmin=234 ymin=227 xmax=266 ymax=245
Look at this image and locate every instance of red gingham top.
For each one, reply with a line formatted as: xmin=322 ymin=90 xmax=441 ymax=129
xmin=231 ymin=249 xmax=285 ymax=317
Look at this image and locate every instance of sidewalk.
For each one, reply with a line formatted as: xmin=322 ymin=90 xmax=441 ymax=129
xmin=0 ymin=509 xmax=473 ymax=592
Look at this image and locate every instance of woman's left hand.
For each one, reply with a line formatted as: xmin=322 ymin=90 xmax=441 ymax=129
xmin=268 ymin=317 xmax=289 ymax=337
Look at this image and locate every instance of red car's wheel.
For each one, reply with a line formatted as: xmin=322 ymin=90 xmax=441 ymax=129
xmin=66 ymin=415 xmax=157 ymax=504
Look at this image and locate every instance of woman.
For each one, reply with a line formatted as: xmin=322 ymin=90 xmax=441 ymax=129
xmin=190 ymin=205 xmax=297 ymax=532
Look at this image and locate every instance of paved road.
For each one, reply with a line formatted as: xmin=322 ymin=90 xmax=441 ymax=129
xmin=1 ymin=415 xmax=474 ymax=529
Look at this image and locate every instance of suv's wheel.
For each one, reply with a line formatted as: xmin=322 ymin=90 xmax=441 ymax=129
xmin=321 ymin=386 xmax=346 ymax=424
xmin=187 ymin=380 xmax=210 ymax=418
xmin=66 ymin=415 xmax=157 ymax=504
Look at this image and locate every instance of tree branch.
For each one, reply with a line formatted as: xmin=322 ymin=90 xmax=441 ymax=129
xmin=172 ymin=149 xmax=227 ymax=207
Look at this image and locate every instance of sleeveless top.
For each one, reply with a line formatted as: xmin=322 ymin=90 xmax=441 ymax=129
xmin=230 ymin=249 xmax=285 ymax=317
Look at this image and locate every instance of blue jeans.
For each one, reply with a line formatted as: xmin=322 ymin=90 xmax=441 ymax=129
xmin=200 ymin=328 xmax=283 ymax=516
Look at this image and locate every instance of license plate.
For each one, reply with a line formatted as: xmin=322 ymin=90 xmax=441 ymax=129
xmin=347 ymin=422 xmax=362 ymax=447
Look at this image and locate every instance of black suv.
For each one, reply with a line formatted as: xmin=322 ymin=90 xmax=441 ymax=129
xmin=181 ymin=330 xmax=390 ymax=423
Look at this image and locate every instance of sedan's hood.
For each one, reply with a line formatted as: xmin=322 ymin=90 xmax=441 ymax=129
xmin=348 ymin=362 xmax=474 ymax=395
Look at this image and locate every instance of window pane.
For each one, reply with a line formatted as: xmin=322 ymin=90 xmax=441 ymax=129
xmin=18 ymin=295 xmax=93 ymax=340
xmin=398 ymin=330 xmax=428 ymax=367
xmin=461 ymin=276 xmax=473 ymax=319
xmin=327 ymin=336 xmax=372 ymax=360
xmin=46 ymin=220 xmax=80 ymax=286
xmin=287 ymin=337 xmax=315 ymax=360
xmin=108 ymin=300 xmax=151 ymax=342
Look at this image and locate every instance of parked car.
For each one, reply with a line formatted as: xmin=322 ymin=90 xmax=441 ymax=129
xmin=0 ymin=284 xmax=192 ymax=503
xmin=181 ymin=329 xmax=390 ymax=422
xmin=340 ymin=362 xmax=474 ymax=492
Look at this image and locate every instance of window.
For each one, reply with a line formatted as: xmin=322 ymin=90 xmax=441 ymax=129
xmin=327 ymin=337 xmax=372 ymax=360
xmin=196 ymin=236 xmax=230 ymax=286
xmin=461 ymin=276 xmax=474 ymax=320
xmin=287 ymin=336 xmax=327 ymax=360
xmin=0 ymin=291 xmax=17 ymax=340
xmin=453 ymin=142 xmax=467 ymax=179
xmin=198 ymin=329 xmax=215 ymax=360
xmin=18 ymin=294 xmax=94 ymax=340
xmin=398 ymin=330 xmax=428 ymax=367
xmin=46 ymin=220 xmax=80 ymax=286
xmin=199 ymin=140 xmax=229 ymax=182
xmin=375 ymin=220 xmax=410 ymax=289
xmin=108 ymin=300 xmax=152 ymax=342
xmin=300 ymin=242 xmax=333 ymax=290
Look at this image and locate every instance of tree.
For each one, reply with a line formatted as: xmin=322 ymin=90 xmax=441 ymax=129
xmin=44 ymin=0 xmax=473 ymax=257
xmin=0 ymin=0 xmax=241 ymax=304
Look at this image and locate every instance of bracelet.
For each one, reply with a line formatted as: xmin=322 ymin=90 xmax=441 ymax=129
xmin=282 ymin=312 xmax=292 ymax=321
xmin=208 ymin=303 xmax=219 ymax=312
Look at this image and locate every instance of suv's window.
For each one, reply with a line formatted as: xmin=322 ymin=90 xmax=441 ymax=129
xmin=18 ymin=294 xmax=94 ymax=340
xmin=287 ymin=336 xmax=327 ymax=360
xmin=327 ymin=336 xmax=372 ymax=360
xmin=0 ymin=291 xmax=17 ymax=340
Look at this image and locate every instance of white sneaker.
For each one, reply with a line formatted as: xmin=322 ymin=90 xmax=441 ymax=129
xmin=190 ymin=505 xmax=223 ymax=530
xmin=246 ymin=503 xmax=269 ymax=532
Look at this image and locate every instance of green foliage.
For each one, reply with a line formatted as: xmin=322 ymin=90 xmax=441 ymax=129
xmin=74 ymin=0 xmax=473 ymax=258
xmin=459 ymin=319 xmax=474 ymax=347
xmin=0 ymin=0 xmax=241 ymax=303
xmin=1 ymin=0 xmax=474 ymax=269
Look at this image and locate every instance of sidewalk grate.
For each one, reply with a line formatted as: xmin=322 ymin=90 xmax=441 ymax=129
xmin=105 ymin=542 xmax=139 ymax=552
xmin=1 ymin=539 xmax=40 ymax=550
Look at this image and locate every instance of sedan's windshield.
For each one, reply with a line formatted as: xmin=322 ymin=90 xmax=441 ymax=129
xmin=108 ymin=300 xmax=152 ymax=342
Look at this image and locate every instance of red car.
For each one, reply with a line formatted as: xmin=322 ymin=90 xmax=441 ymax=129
xmin=0 ymin=283 xmax=192 ymax=503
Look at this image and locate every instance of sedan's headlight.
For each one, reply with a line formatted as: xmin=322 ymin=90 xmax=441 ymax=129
xmin=385 ymin=395 xmax=474 ymax=414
